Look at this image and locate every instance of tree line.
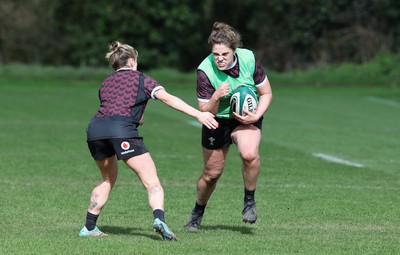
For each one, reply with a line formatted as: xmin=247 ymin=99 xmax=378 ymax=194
xmin=0 ymin=0 xmax=399 ymax=72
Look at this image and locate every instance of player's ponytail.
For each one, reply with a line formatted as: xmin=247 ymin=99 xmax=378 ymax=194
xmin=105 ymin=41 xmax=139 ymax=70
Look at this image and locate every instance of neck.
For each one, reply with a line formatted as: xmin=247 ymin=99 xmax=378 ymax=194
xmin=226 ymin=55 xmax=237 ymax=70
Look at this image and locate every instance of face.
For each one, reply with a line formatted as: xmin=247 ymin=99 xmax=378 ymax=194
xmin=212 ymin=44 xmax=235 ymax=71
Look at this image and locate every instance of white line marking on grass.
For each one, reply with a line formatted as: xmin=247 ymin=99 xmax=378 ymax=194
xmin=366 ymin=96 xmax=400 ymax=108
xmin=312 ymin=153 xmax=364 ymax=168
xmin=187 ymin=120 xmax=202 ymax=128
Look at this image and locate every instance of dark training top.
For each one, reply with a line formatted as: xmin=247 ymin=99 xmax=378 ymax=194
xmin=86 ymin=69 xmax=163 ymax=141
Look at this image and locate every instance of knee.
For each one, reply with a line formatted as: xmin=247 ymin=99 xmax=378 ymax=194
xmin=201 ymin=173 xmax=221 ymax=185
xmin=240 ymin=151 xmax=260 ymax=166
xmin=201 ymin=167 xmax=223 ymax=185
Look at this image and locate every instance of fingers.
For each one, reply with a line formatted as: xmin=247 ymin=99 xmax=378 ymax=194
xmin=198 ymin=112 xmax=219 ymax=129
xmin=232 ymin=111 xmax=258 ymax=125
xmin=205 ymin=118 xmax=219 ymax=129
xmin=217 ymin=83 xmax=230 ymax=98
xmin=203 ymin=115 xmax=219 ymax=129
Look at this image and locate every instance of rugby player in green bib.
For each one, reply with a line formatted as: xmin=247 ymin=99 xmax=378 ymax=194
xmin=185 ymin=22 xmax=273 ymax=231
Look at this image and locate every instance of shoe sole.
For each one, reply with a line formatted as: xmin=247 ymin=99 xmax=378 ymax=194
xmin=79 ymin=232 xmax=108 ymax=237
xmin=243 ymin=220 xmax=257 ymax=224
xmin=184 ymin=225 xmax=200 ymax=232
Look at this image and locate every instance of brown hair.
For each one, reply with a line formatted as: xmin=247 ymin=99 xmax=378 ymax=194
xmin=207 ymin=22 xmax=242 ymax=50
xmin=105 ymin=41 xmax=138 ymax=70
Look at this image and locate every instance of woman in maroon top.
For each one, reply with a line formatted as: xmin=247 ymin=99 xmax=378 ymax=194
xmin=78 ymin=41 xmax=218 ymax=241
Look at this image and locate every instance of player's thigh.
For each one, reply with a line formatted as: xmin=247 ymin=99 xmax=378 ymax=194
xmin=124 ymin=153 xmax=160 ymax=186
xmin=231 ymin=125 xmax=261 ymax=156
xmin=202 ymin=147 xmax=229 ymax=174
xmin=95 ymin=155 xmax=119 ymax=184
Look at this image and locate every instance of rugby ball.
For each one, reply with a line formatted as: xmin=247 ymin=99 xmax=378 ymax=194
xmin=230 ymin=86 xmax=258 ymax=116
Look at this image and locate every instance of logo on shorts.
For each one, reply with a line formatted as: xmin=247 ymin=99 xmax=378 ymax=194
xmin=121 ymin=141 xmax=130 ymax=150
xmin=120 ymin=141 xmax=135 ymax=155
xmin=208 ymin=137 xmax=215 ymax=146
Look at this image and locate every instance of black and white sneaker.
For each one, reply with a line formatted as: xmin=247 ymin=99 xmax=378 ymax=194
xmin=184 ymin=209 xmax=203 ymax=232
xmin=242 ymin=201 xmax=257 ymax=224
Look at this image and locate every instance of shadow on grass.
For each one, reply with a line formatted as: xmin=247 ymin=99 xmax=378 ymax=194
xmin=201 ymin=224 xmax=255 ymax=235
xmin=101 ymin=225 xmax=160 ymax=240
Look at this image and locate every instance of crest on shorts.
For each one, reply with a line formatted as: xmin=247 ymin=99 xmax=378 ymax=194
xmin=121 ymin=141 xmax=130 ymax=150
xmin=208 ymin=137 xmax=215 ymax=146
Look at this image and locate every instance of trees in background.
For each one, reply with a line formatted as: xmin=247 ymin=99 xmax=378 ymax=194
xmin=0 ymin=0 xmax=399 ymax=71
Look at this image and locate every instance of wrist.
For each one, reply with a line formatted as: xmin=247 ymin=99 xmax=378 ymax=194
xmin=211 ymin=96 xmax=220 ymax=102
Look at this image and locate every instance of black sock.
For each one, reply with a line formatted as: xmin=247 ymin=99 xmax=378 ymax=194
xmin=194 ymin=202 xmax=206 ymax=215
xmin=85 ymin=212 xmax=99 ymax=231
xmin=153 ymin=209 xmax=165 ymax=222
xmin=244 ymin=188 xmax=255 ymax=204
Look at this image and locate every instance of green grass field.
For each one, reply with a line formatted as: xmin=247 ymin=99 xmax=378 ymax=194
xmin=0 ymin=72 xmax=399 ymax=254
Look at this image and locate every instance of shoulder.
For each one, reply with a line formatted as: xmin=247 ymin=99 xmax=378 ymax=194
xmin=236 ymin=48 xmax=255 ymax=62
xmin=139 ymin=72 xmax=160 ymax=86
xmin=237 ymin=48 xmax=253 ymax=54
xmin=197 ymin=69 xmax=209 ymax=80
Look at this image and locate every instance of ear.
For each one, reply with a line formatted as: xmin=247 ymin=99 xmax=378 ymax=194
xmin=131 ymin=58 xmax=138 ymax=70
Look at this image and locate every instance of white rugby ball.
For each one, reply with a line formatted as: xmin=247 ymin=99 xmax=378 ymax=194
xmin=230 ymin=86 xmax=258 ymax=116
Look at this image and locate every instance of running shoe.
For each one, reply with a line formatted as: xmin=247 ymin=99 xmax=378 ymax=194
xmin=78 ymin=226 xmax=107 ymax=237
xmin=242 ymin=201 xmax=257 ymax=224
xmin=153 ymin=218 xmax=177 ymax=241
xmin=184 ymin=209 xmax=203 ymax=232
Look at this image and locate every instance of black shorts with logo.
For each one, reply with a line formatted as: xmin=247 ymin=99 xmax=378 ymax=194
xmin=87 ymin=137 xmax=148 ymax=160
xmin=201 ymin=117 xmax=263 ymax=150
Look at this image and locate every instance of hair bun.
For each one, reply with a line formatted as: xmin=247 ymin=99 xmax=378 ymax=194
xmin=109 ymin=41 xmax=121 ymax=52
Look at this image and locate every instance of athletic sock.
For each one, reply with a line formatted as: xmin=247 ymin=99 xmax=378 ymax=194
xmin=244 ymin=188 xmax=255 ymax=204
xmin=153 ymin=209 xmax=165 ymax=222
xmin=194 ymin=202 xmax=206 ymax=215
xmin=85 ymin=212 xmax=99 ymax=231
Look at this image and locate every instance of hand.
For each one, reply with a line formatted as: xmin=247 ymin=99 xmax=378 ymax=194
xmin=214 ymin=83 xmax=230 ymax=99
xmin=197 ymin=112 xmax=219 ymax=129
xmin=232 ymin=110 xmax=259 ymax=125
xmin=139 ymin=116 xmax=144 ymax=126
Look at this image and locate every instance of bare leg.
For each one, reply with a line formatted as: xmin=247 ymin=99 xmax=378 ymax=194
xmin=231 ymin=125 xmax=261 ymax=223
xmin=231 ymin=125 xmax=261 ymax=191
xmin=124 ymin=152 xmax=164 ymax=211
xmin=88 ymin=155 xmax=119 ymax=214
xmin=79 ymin=155 xmax=118 ymax=236
xmin=124 ymin=152 xmax=177 ymax=241
xmin=196 ymin=147 xmax=229 ymax=205
xmin=184 ymin=147 xmax=228 ymax=231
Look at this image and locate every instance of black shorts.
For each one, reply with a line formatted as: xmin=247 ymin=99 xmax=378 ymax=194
xmin=87 ymin=138 xmax=148 ymax=160
xmin=201 ymin=117 xmax=263 ymax=149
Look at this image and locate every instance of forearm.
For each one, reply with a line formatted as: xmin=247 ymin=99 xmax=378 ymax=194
xmin=199 ymin=95 xmax=220 ymax=115
xmin=255 ymin=93 xmax=272 ymax=119
xmin=162 ymin=95 xmax=200 ymax=118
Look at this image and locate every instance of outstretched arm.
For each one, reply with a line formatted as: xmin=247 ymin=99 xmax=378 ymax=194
xmin=154 ymin=88 xmax=219 ymax=129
